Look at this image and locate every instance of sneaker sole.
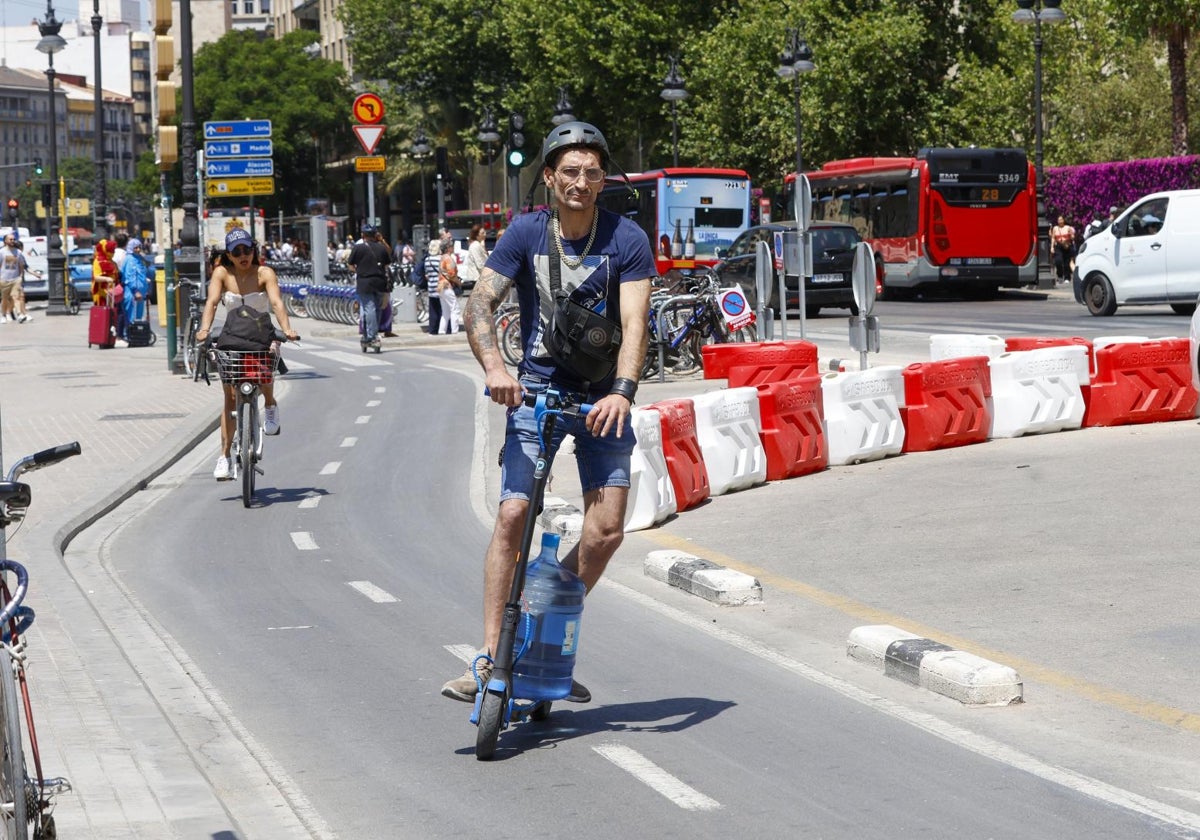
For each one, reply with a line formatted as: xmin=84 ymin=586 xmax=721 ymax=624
xmin=440 ymin=686 xmax=476 ymax=703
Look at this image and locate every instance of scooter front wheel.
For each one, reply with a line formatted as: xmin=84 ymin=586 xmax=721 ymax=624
xmin=475 ymin=691 xmax=505 ymax=760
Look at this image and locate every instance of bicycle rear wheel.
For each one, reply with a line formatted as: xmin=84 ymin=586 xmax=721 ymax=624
xmin=0 ymin=656 xmax=28 ymax=839
xmin=500 ymin=314 xmax=523 ymax=367
xmin=239 ymin=402 xmax=255 ymax=508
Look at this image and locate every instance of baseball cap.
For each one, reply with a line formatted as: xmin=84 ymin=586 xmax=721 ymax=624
xmin=128 ymin=238 xmax=142 ymax=250
xmin=1109 ymin=206 xmax=1119 ymax=215
xmin=361 ymin=223 xmax=376 ymax=234
xmin=225 ymin=228 xmax=255 ymax=251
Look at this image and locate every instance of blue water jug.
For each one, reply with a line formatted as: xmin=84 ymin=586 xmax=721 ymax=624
xmin=512 ymin=533 xmax=586 ymax=701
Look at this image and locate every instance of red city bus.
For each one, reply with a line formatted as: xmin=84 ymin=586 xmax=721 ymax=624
xmin=597 ymin=167 xmax=752 ymax=278
xmin=788 ymin=148 xmax=1037 ymax=297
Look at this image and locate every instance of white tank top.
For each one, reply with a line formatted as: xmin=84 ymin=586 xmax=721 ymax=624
xmin=222 ymin=290 xmax=270 ymax=313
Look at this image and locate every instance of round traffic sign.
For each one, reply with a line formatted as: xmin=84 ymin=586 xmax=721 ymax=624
xmin=353 ymin=93 xmax=385 ymax=125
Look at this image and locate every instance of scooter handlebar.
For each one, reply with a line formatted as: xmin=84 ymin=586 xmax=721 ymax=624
xmin=484 ymin=387 xmax=593 ymax=416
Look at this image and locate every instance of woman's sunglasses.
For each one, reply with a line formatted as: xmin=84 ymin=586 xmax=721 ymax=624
xmin=230 ymin=245 xmax=254 ymax=257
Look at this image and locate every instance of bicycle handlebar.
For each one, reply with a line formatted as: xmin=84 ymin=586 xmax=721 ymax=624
xmin=4 ymin=442 xmax=82 ymax=483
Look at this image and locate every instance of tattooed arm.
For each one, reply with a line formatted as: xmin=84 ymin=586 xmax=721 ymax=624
xmin=464 ymin=268 xmax=522 ymax=406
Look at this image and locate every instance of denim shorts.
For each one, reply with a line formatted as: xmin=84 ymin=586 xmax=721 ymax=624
xmin=499 ymin=377 xmax=636 ymax=504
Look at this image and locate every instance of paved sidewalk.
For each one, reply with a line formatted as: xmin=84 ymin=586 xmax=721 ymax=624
xmin=0 ymin=285 xmax=1061 ymax=837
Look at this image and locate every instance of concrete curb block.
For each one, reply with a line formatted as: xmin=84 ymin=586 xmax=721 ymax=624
xmin=539 ymin=495 xmax=583 ymax=542
xmin=847 ymin=624 xmax=1023 ymax=707
xmin=643 ymin=550 xmax=763 ymax=605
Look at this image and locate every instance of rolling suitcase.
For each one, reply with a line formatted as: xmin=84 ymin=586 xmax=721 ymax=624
xmin=88 ymin=293 xmax=116 ymax=349
xmin=126 ymin=299 xmax=156 ymax=347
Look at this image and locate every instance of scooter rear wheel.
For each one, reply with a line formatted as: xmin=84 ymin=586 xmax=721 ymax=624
xmin=475 ymin=691 xmax=505 ymax=761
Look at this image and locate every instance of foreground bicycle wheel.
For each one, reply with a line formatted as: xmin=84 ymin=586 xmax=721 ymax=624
xmin=239 ymin=402 xmax=255 ymax=508
xmin=0 ymin=657 xmax=28 ymax=838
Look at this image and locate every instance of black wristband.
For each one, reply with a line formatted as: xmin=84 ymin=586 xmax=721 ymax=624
xmin=610 ymin=377 xmax=638 ymax=402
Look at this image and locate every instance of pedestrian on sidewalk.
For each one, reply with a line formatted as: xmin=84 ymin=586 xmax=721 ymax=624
xmin=437 ymin=240 xmax=462 ymax=335
xmin=348 ymin=224 xmax=391 ymax=350
xmin=443 ymin=120 xmax=654 ymax=704
xmin=424 ymin=239 xmax=443 ymax=334
xmin=116 ymin=239 xmax=151 ymax=347
xmin=194 ymin=228 xmax=300 ymax=481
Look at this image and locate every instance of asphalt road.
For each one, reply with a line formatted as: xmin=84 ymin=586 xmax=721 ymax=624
xmin=85 ymin=290 xmax=1200 ymax=838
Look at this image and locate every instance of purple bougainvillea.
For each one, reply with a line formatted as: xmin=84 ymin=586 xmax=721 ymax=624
xmin=1044 ymin=156 xmax=1200 ymax=230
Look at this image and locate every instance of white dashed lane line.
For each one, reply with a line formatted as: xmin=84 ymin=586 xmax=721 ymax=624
xmin=290 ymin=532 xmax=319 ymax=550
xmin=374 ymin=387 xmax=386 ymax=394
xmin=592 ymin=743 xmax=721 ymax=811
xmin=340 ymin=437 xmax=357 ymax=447
xmin=319 ymin=462 xmax=341 ymax=475
xmin=298 ymin=496 xmax=320 ymax=510
xmin=355 ymin=416 xmax=371 ymax=424
xmin=366 ymin=400 xmax=381 ymax=408
xmin=346 ymin=581 xmax=400 ymax=603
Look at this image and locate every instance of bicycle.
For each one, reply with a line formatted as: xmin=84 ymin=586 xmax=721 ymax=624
xmin=207 ymin=333 xmax=296 ymax=507
xmin=495 ymin=300 xmax=522 ymax=367
xmin=0 ymin=441 xmax=82 ymax=839
xmin=642 ymin=269 xmax=758 ymax=380
xmin=471 ymin=387 xmax=590 ymax=760
xmin=62 ymin=277 xmax=80 ymax=316
xmin=179 ymin=281 xmax=207 ymax=378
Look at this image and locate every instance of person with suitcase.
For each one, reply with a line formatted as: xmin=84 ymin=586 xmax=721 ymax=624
xmin=118 ymin=239 xmax=153 ymax=347
xmin=88 ymin=238 xmax=120 ymax=348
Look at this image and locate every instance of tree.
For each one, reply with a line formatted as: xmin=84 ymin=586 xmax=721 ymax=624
xmin=191 ymin=30 xmax=353 ymax=216
xmin=1106 ymin=0 xmax=1200 ymax=155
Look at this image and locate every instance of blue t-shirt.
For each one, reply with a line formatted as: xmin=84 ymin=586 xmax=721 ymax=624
xmin=486 ymin=207 xmax=655 ymax=395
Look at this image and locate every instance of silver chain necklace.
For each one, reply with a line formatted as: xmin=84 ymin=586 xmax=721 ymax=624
xmin=552 ymin=208 xmax=598 ymax=270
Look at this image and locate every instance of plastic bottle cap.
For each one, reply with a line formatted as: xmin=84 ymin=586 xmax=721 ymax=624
xmin=540 ymin=532 xmax=561 ymax=551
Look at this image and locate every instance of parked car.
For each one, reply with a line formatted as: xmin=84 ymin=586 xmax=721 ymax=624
xmin=1074 ymin=189 xmax=1200 ymax=316
xmin=712 ymin=221 xmax=865 ymax=317
xmin=68 ymin=247 xmax=95 ymax=299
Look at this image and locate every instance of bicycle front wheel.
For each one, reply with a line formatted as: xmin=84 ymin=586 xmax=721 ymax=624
xmin=182 ymin=318 xmax=199 ymax=377
xmin=0 ymin=657 xmax=28 ymax=839
xmin=239 ymin=402 xmax=255 ymax=508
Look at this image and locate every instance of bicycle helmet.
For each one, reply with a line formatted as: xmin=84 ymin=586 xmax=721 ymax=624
xmin=541 ymin=121 xmax=610 ymax=170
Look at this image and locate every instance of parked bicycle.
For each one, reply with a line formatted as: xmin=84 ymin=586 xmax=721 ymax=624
xmin=0 ymin=441 xmax=82 ymax=839
xmin=178 ymin=280 xmax=207 ymax=378
xmin=642 ymin=269 xmax=758 ymax=379
xmin=202 ymin=333 xmax=297 ymax=507
xmin=495 ymin=300 xmax=522 ymax=367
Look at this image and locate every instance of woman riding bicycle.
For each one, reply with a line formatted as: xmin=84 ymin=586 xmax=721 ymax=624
xmin=195 ymin=228 xmax=299 ymax=481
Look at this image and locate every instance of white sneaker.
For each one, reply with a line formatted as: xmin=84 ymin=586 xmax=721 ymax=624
xmin=213 ymin=456 xmax=231 ymax=481
xmin=115 ymin=339 xmax=129 ymax=348
xmin=16 ymin=314 xmax=29 ymax=323
xmin=263 ymin=405 xmax=280 ymax=436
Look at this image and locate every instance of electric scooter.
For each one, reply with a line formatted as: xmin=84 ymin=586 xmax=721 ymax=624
xmin=471 ymin=386 xmax=592 ymax=760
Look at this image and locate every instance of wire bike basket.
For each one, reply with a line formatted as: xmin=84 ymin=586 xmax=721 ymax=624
xmin=214 ymin=348 xmax=279 ymax=386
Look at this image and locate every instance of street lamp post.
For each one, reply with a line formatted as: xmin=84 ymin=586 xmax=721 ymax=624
xmin=1014 ymin=0 xmax=1066 ymax=287
xmin=659 ymin=56 xmax=688 ymax=168
xmin=551 ymin=86 xmax=575 ymax=127
xmin=411 ymin=128 xmax=432 ymax=229
xmin=91 ymin=0 xmax=107 ymax=242
xmin=37 ymin=1 xmax=68 ymax=315
xmin=477 ymin=108 xmax=500 ymax=222
xmin=776 ymin=27 xmax=816 ymax=177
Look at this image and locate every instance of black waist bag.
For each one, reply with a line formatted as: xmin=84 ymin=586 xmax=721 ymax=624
xmin=545 ymin=293 xmax=622 ymax=385
xmin=216 ymin=304 xmax=274 ymax=351
xmin=541 ymin=215 xmax=621 ymax=385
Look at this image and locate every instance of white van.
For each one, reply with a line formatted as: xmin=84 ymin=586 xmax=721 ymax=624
xmin=1074 ymin=189 xmax=1200 ymax=316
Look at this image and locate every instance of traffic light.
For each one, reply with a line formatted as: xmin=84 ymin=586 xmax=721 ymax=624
xmin=507 ymin=112 xmax=527 ymax=173
xmin=6 ymin=198 xmax=17 ymax=220
xmin=33 ymin=157 xmax=43 ymax=176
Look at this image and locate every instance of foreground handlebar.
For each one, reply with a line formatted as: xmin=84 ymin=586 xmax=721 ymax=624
xmin=484 ymin=387 xmax=593 ymax=416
